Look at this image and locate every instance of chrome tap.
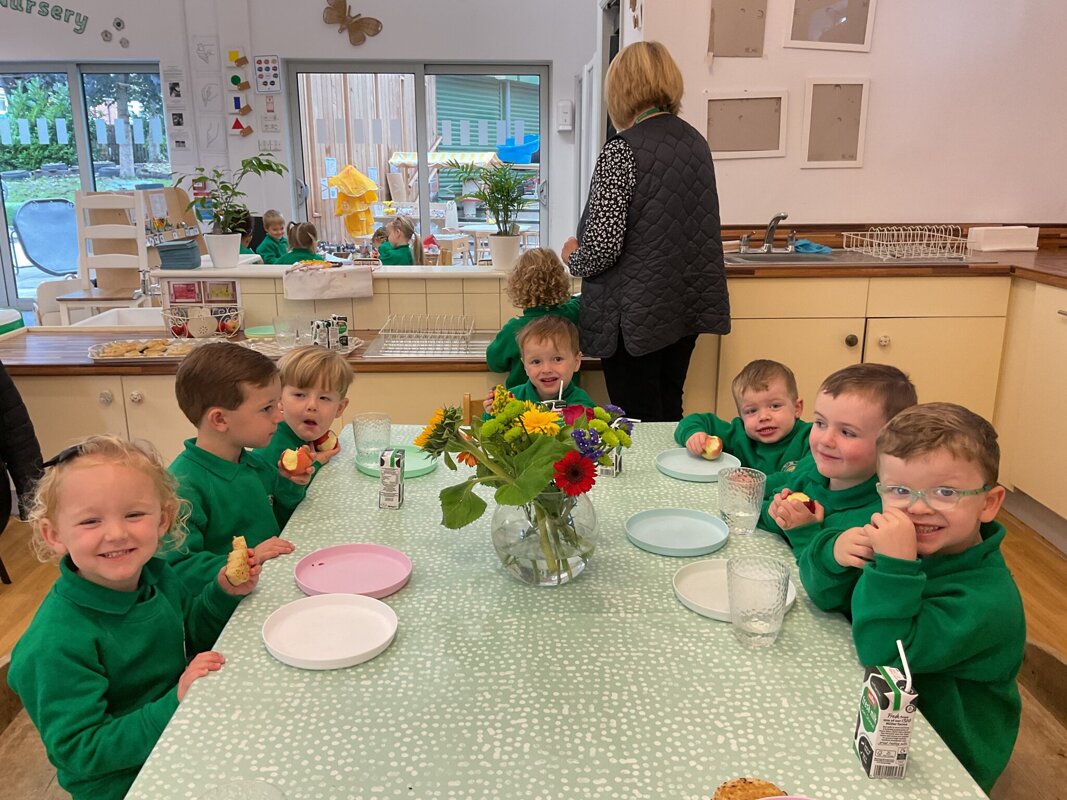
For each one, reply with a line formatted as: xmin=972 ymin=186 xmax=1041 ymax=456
xmin=739 ymin=212 xmax=793 ymax=253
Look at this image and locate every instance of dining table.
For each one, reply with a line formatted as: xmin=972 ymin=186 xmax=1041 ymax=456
xmin=127 ymin=423 xmax=986 ymax=800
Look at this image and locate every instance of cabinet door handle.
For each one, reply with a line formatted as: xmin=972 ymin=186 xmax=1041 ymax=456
xmin=99 ymin=390 xmax=113 ymax=406
xmin=878 ymin=335 xmax=891 ymax=347
xmin=844 ymin=334 xmax=859 ymax=347
xmin=1058 ymin=309 xmax=1067 ymax=317
xmin=128 ymin=391 xmax=144 ymax=404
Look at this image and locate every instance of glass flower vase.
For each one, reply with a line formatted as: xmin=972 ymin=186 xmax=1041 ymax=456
xmin=490 ymin=490 xmax=598 ymax=587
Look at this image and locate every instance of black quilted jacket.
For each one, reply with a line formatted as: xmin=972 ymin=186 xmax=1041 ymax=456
xmin=578 ymin=114 xmax=730 ymax=357
xmin=0 ymin=360 xmax=42 ymax=518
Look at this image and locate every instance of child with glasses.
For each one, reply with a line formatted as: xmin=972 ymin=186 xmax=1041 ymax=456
xmin=758 ymin=363 xmax=917 ymax=556
xmin=803 ymin=402 xmax=1024 ymax=793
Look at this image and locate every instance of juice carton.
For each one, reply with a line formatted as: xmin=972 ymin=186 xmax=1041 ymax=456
xmin=378 ymin=448 xmax=405 ymax=509
xmin=854 ymin=662 xmax=918 ymax=779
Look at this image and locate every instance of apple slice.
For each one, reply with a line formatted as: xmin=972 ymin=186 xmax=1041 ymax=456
xmin=701 ymin=435 xmax=723 ymax=460
xmin=312 ymin=430 xmax=339 ymax=452
xmin=787 ymin=491 xmax=817 ymax=513
xmin=280 ymin=447 xmax=314 ymax=473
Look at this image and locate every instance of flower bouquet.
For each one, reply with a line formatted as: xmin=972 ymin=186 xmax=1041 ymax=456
xmin=416 ymin=386 xmax=634 ymax=585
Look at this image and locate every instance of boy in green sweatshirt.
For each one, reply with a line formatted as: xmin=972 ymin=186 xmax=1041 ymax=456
xmin=255 ymin=208 xmax=288 ymax=263
xmin=759 ymin=363 xmax=917 ymax=556
xmin=252 ymin=345 xmax=351 ymax=496
xmin=675 ymin=359 xmax=811 ymax=474
xmin=166 ymin=342 xmax=312 ymax=590
xmin=828 ymin=403 xmax=1023 ymax=793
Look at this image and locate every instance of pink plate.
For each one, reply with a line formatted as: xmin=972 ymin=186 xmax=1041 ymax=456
xmin=294 ymin=544 xmax=412 ymax=599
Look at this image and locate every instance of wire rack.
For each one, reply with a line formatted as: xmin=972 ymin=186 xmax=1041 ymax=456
xmin=842 ymin=225 xmax=970 ymax=260
xmin=376 ymin=314 xmax=476 ymax=356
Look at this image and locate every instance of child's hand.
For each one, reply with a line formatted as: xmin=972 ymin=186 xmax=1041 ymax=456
xmin=312 ymin=441 xmax=340 ymax=465
xmin=178 ymin=651 xmax=225 ymax=701
xmin=768 ymin=489 xmax=824 ymax=530
xmin=217 ymin=549 xmax=261 ymax=596
xmin=254 ymin=536 xmax=295 ymax=563
xmin=685 ymin=432 xmax=710 ymax=457
xmin=864 ymin=508 xmax=917 ymax=561
xmin=279 ymin=445 xmax=315 ymax=485
xmin=833 ymin=526 xmax=874 ymax=568
xmin=482 ymin=389 xmax=495 ymax=412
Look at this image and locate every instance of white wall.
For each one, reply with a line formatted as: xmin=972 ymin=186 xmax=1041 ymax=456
xmin=645 ymin=1 xmax=1067 ymax=224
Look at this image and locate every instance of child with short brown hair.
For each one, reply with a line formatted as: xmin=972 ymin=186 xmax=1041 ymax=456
xmin=507 ymin=316 xmax=593 ymax=407
xmin=487 ymin=247 xmax=581 ymax=390
xmin=255 ymin=208 xmax=287 ymax=263
xmin=674 ymin=359 xmax=811 ymax=474
xmin=168 ymin=342 xmax=309 ymax=590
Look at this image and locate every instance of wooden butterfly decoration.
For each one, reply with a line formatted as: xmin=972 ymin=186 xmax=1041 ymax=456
xmin=323 ymin=0 xmax=383 ymax=46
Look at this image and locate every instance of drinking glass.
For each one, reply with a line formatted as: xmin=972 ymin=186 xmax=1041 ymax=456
xmin=272 ymin=317 xmax=296 ymax=349
xmin=352 ymin=412 xmax=391 ymax=466
xmin=294 ymin=318 xmax=317 ymax=346
xmin=727 ymin=554 xmax=790 ymax=648
xmin=718 ymin=467 xmax=767 ymax=536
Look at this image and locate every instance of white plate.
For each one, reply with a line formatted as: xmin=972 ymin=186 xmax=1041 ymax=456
xmin=673 ymin=559 xmax=797 ymax=622
xmin=654 ymin=447 xmax=742 ymax=482
xmin=262 ymin=593 xmax=397 ymax=670
xmin=624 ymin=508 xmax=729 ymax=557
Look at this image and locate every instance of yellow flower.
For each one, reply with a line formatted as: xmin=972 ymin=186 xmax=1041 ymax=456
xmin=519 ymin=407 xmax=561 ymax=436
xmin=415 ymin=408 xmax=445 ymax=447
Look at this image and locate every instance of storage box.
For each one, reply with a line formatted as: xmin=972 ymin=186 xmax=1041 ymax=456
xmin=966 ymin=226 xmax=1039 ymax=252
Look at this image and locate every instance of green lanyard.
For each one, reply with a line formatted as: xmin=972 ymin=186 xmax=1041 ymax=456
xmin=634 ymin=107 xmax=663 ymax=124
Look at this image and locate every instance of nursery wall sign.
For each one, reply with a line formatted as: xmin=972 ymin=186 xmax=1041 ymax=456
xmin=0 ymin=0 xmax=89 ymax=35
xmin=322 ymin=0 xmax=382 ymax=47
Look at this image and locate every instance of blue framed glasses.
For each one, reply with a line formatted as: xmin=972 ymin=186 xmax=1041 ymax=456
xmin=876 ymin=482 xmax=993 ymax=511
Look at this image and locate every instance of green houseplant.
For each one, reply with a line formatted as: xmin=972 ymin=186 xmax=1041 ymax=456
xmin=444 ymin=159 xmax=482 ymax=219
xmin=462 ymin=163 xmax=527 ymax=268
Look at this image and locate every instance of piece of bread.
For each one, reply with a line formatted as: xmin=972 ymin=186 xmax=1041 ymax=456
xmin=711 ymin=777 xmax=786 ymax=800
xmin=224 ymin=535 xmax=249 ymax=586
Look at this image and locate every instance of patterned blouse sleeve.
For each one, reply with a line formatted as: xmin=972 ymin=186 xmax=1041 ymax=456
xmin=566 ymin=138 xmax=636 ymax=278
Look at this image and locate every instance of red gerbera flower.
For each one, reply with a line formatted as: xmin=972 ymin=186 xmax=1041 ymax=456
xmin=553 ymin=450 xmax=597 ymax=496
xmin=561 ymin=405 xmax=595 ymax=426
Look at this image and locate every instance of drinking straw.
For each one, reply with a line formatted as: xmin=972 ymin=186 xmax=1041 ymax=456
xmin=896 ymin=639 xmax=913 ymax=692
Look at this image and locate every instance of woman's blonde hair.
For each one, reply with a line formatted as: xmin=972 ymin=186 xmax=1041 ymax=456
xmin=287 ymin=221 xmax=318 ymax=252
xmin=605 ymin=41 xmax=684 ymax=130
xmin=29 ymin=435 xmax=189 ymax=561
xmin=505 ymin=248 xmax=571 ymax=308
xmin=388 ymin=215 xmax=424 ymax=265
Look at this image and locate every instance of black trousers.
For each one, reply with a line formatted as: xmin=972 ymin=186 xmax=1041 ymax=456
xmin=600 ymin=332 xmax=698 ymax=422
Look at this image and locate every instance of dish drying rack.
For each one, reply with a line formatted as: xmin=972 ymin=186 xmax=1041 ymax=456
xmin=375 ymin=314 xmax=476 ymax=357
xmin=842 ymin=225 xmax=970 ymax=260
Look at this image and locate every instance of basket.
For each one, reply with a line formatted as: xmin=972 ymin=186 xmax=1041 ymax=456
xmin=841 ymin=225 xmax=970 ymax=261
xmin=163 ymin=305 xmax=244 ymax=338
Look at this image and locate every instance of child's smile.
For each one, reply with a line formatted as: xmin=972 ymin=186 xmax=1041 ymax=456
xmin=521 ymin=337 xmax=581 ymax=401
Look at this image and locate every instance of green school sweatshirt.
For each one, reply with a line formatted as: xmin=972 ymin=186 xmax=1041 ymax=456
xmin=797 ymin=521 xmax=866 ymax=614
xmin=850 ymin=521 xmax=1025 ymax=793
xmin=8 ymin=557 xmax=238 ymax=800
xmin=673 ymin=414 xmax=812 ymax=475
xmin=166 ymin=439 xmax=303 ymax=590
xmin=758 ymin=456 xmax=881 ymax=556
xmin=275 ymin=247 xmax=319 ymax=265
xmin=250 ymin=421 xmax=321 ymax=500
xmin=509 ymin=378 xmax=594 ymax=408
xmin=377 ymin=240 xmax=414 ymax=265
xmin=255 ymin=234 xmax=288 ymax=264
xmin=486 ymin=297 xmax=582 ymax=390
xmin=240 ymin=245 xmax=255 ymax=255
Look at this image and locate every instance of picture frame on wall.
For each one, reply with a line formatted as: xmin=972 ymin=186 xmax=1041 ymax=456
xmin=801 ymin=79 xmax=869 ymax=168
xmin=786 ymin=0 xmax=877 ymax=52
xmin=706 ymin=91 xmax=787 ymax=159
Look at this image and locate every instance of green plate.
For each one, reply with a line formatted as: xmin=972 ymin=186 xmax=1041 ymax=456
xmin=355 ymin=445 xmax=439 ymax=478
xmin=244 ymin=325 xmax=275 ymax=338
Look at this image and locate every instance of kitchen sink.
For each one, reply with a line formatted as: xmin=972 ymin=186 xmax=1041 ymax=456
xmin=724 ymin=249 xmax=972 ymax=266
xmin=725 ymin=252 xmax=837 ymax=264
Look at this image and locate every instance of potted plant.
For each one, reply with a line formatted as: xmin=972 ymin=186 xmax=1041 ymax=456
xmin=463 ymin=163 xmax=527 ymax=269
xmin=444 ymin=159 xmax=482 ymax=219
xmin=174 ymin=153 xmax=288 ymax=268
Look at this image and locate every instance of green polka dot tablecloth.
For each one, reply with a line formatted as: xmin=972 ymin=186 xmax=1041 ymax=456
xmin=128 ymin=424 xmax=986 ymax=800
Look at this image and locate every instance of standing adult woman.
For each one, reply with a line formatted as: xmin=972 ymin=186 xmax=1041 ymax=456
xmin=562 ymin=41 xmax=729 ymax=422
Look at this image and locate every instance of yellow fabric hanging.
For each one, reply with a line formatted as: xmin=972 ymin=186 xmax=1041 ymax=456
xmin=328 ymin=165 xmax=379 ymax=236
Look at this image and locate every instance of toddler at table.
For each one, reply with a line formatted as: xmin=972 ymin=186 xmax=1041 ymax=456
xmin=255 ymin=208 xmax=288 ymax=264
xmin=758 ymin=363 xmax=917 ymax=555
xmin=166 ymin=342 xmax=309 ymax=590
xmin=377 ymin=215 xmax=424 ymax=265
xmin=485 ymin=316 xmax=594 ymax=412
xmin=276 ymin=221 xmax=320 ymax=265
xmin=674 ymin=359 xmax=812 ymax=474
xmin=807 ymin=403 xmax=1024 ymax=793
xmin=8 ymin=435 xmax=259 ymax=800
xmin=487 ymin=247 xmax=581 ymax=390
xmin=252 ymin=345 xmax=351 ymax=497
xmin=231 ymin=207 xmax=256 ymax=255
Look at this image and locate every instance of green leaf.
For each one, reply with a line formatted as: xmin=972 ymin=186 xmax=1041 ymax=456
xmin=439 ymin=480 xmax=487 ymax=529
xmin=494 ymin=436 xmax=569 ymax=505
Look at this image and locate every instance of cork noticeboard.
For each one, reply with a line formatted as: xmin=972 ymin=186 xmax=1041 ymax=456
xmin=801 ymin=80 xmax=869 ymax=168
xmin=706 ymin=92 xmax=787 ymax=160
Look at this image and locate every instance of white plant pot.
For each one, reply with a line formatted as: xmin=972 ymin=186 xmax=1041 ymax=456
xmin=460 ymin=181 xmax=479 ymax=219
xmin=203 ymin=233 xmax=241 ymax=269
xmin=488 ymin=234 xmax=521 ymax=271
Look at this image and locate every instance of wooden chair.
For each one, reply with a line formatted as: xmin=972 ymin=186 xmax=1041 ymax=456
xmin=0 ymin=654 xmax=67 ymax=798
xmin=990 ymin=640 xmax=1067 ymax=800
xmin=462 ymin=392 xmax=486 ymax=425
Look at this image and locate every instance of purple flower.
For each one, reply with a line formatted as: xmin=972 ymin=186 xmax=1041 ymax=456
xmin=571 ymin=427 xmax=604 ymax=460
xmin=604 ymin=404 xmax=626 ymax=417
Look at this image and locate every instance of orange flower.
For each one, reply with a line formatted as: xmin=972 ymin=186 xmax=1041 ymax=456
xmin=457 ymin=450 xmax=478 ymax=467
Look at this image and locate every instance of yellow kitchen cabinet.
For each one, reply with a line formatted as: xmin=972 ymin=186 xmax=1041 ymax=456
xmin=1000 ymin=282 xmax=1067 ymax=519
xmin=17 ymin=376 xmax=128 ymax=459
xmin=122 ymin=376 xmax=192 ymax=464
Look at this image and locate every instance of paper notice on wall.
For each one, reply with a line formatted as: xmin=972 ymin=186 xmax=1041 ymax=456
xmin=709 ymin=0 xmax=767 ymax=58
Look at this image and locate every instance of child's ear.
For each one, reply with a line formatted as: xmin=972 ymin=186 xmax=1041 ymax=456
xmin=205 ymin=406 xmax=230 ymax=433
xmin=979 ymin=485 xmax=1006 ymax=523
xmin=336 ymin=396 xmax=350 ymax=419
xmin=793 ymin=397 xmax=803 ymax=418
xmin=39 ymin=519 xmax=68 ymax=556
